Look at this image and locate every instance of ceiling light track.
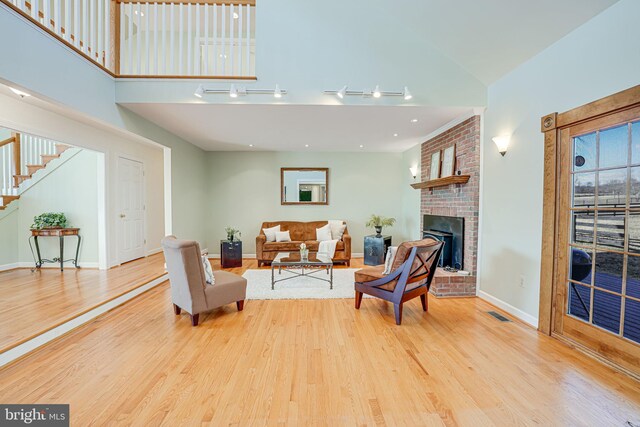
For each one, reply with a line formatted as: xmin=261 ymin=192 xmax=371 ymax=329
xmin=194 ymin=84 xmax=287 ymax=99
xmin=324 ymin=85 xmax=412 ymax=100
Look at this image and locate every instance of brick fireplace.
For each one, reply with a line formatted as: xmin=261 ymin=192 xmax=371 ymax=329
xmin=421 ymin=116 xmax=480 ymax=297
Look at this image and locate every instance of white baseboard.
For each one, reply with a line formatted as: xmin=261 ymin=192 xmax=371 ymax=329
xmin=16 ymin=261 xmax=99 ymax=269
xmin=0 ymin=273 xmax=168 ymax=368
xmin=0 ymin=262 xmax=19 ymax=272
xmin=478 ymin=290 xmax=538 ymax=328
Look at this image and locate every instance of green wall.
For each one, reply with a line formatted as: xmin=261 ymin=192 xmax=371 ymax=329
xmin=206 ymin=151 xmax=419 ymax=254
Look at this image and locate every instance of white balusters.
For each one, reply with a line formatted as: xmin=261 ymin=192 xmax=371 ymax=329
xmin=119 ymin=2 xmax=255 ymax=77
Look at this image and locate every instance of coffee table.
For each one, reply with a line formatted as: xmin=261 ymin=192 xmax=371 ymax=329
xmin=271 ymin=252 xmax=333 ymax=290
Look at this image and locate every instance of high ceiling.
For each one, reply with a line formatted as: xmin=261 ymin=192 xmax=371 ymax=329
xmin=122 ymin=104 xmax=473 ymax=152
xmin=415 ymin=0 xmax=618 ymax=84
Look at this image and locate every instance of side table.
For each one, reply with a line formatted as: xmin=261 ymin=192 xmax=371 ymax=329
xmin=364 ymin=235 xmax=392 ymax=266
xmin=29 ymin=228 xmax=81 ymax=271
xmin=221 ymin=240 xmax=242 ymax=268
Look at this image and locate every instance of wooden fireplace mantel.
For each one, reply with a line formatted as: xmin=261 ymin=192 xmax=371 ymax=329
xmin=410 ymin=175 xmax=470 ymax=190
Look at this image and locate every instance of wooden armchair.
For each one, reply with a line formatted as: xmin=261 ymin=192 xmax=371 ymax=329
xmin=354 ymin=239 xmax=443 ymax=325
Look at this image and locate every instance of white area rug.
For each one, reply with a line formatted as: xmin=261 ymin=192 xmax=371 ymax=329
xmin=242 ymin=268 xmax=363 ymax=300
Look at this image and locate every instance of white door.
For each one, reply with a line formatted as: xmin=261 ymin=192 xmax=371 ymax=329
xmin=117 ymin=156 xmax=146 ymax=264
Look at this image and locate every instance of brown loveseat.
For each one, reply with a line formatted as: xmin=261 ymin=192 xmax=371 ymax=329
xmin=256 ymin=221 xmax=351 ymax=266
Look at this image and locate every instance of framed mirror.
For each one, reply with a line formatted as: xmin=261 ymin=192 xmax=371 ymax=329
xmin=281 ymin=168 xmax=329 ymax=205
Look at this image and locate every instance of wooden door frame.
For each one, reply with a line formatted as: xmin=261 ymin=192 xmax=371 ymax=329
xmin=539 ymin=84 xmax=640 ymax=335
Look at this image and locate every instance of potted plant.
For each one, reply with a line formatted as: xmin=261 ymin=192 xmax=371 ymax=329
xmin=365 ymin=214 xmax=396 ymax=237
xmin=225 ymin=226 xmax=241 ymax=242
xmin=31 ymin=212 xmax=68 ymax=230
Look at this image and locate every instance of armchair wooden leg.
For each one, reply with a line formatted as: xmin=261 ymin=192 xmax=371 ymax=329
xmin=237 ymin=300 xmax=244 ymax=311
xmin=394 ymin=303 xmax=403 ymax=325
xmin=190 ymin=314 xmax=199 ymax=327
xmin=420 ymin=293 xmax=428 ymax=312
xmin=355 ymin=291 xmax=363 ymax=309
xmin=347 ymin=260 xmax=351 ymax=267
xmin=173 ymin=304 xmax=181 ymax=315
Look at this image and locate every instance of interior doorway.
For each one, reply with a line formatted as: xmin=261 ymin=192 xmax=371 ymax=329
xmin=117 ymin=156 xmax=146 ymax=264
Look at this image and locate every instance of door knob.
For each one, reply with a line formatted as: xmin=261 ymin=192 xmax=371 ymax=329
xmin=120 ymin=214 xmax=126 ymax=218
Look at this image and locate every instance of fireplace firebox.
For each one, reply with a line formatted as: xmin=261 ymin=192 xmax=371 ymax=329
xmin=422 ymin=214 xmax=464 ymax=270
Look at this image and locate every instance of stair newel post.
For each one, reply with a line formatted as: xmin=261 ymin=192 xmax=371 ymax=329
xmin=11 ymin=132 xmax=21 ymax=188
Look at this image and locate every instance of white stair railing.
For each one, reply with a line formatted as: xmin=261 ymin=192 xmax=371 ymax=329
xmin=1 ymin=142 xmax=15 ymax=196
xmin=119 ymin=2 xmax=255 ymax=77
xmin=21 ymin=134 xmax=57 ymax=174
xmin=6 ymin=0 xmax=112 ymax=70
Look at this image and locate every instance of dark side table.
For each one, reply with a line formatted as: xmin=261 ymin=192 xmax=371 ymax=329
xmin=364 ymin=235 xmax=392 ymax=266
xmin=221 ymin=240 xmax=242 ymax=268
xmin=29 ymin=228 xmax=81 ymax=271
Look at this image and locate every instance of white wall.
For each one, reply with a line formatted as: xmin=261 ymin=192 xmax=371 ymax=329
xmin=206 ymin=151 xmax=420 ymax=254
xmin=478 ymin=0 xmax=640 ymax=324
xmin=0 ymin=204 xmax=19 ymax=269
xmin=401 ymin=144 xmax=422 ymax=241
xmin=0 ymin=93 xmax=165 ymax=268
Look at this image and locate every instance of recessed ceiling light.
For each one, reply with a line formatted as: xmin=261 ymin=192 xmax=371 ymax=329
xmin=249 ymin=144 xmax=254 ymax=147
xmin=9 ymin=87 xmax=30 ymax=98
xmin=359 ymin=144 xmax=364 ymax=148
xmin=411 ymin=118 xmax=418 ymax=123
xmin=305 ymin=144 xmax=309 ymax=148
xmin=393 ymin=133 xmax=398 ymax=137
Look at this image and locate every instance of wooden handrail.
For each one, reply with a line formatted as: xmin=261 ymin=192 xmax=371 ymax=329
xmin=0 ymin=136 xmax=15 ymax=149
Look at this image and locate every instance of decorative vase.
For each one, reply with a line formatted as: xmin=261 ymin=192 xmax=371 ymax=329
xmin=300 ymin=248 xmax=309 ymax=260
xmin=375 ymin=226 xmax=382 ymax=237
xmin=228 ymin=234 xmax=234 ymax=242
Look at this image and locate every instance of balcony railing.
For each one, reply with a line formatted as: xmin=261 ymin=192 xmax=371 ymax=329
xmin=1 ymin=0 xmax=256 ymax=79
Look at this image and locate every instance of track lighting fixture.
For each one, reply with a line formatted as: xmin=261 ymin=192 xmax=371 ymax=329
xmin=194 ymin=84 xmax=288 ymax=98
xmin=325 ymin=85 xmax=412 ymax=101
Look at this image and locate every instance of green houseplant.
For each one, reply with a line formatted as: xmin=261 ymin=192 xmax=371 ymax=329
xmin=225 ymin=226 xmax=241 ymax=242
xmin=365 ymin=215 xmax=396 ymax=237
xmin=31 ymin=212 xmax=68 ymax=230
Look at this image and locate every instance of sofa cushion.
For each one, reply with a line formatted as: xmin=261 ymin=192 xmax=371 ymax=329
xmin=263 ymin=241 xmax=304 ymax=252
xmin=355 ymin=265 xmax=386 ymax=283
xmin=261 ymin=221 xmax=331 ymax=242
xmin=275 ymin=230 xmax=291 ymax=242
xmin=304 ymin=240 xmax=344 ymax=251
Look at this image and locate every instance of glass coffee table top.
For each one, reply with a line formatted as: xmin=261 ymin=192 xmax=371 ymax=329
xmin=271 ymin=252 xmax=333 ymax=289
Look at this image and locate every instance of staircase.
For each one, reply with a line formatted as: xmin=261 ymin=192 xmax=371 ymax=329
xmin=0 ymin=131 xmax=73 ymax=210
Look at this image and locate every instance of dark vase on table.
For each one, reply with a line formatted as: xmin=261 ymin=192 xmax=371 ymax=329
xmin=375 ymin=226 xmax=383 ymax=237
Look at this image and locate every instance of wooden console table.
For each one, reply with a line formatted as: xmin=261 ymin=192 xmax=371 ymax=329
xmin=29 ymin=228 xmax=81 ymax=271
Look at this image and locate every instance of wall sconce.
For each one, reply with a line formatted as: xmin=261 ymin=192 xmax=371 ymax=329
xmin=409 ymin=166 xmax=419 ymax=179
xmin=492 ymin=135 xmax=510 ymax=156
xmin=194 ymin=84 xmax=287 ymax=99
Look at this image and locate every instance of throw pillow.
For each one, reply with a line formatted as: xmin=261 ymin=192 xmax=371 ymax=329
xmin=263 ymin=225 xmax=281 ymax=242
xmin=275 ymin=230 xmax=291 ymax=242
xmin=329 ymin=220 xmax=347 ymax=240
xmin=382 ymin=246 xmax=398 ymax=275
xmin=202 ymin=255 xmax=215 ymax=285
xmin=316 ymin=224 xmax=332 ymax=241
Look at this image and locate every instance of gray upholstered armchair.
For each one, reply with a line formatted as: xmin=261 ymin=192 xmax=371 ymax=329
xmin=161 ymin=236 xmax=247 ymax=326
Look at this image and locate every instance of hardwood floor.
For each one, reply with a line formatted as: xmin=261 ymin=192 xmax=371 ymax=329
xmin=0 ymin=254 xmax=166 ymax=353
xmin=0 ymin=258 xmax=639 ymax=425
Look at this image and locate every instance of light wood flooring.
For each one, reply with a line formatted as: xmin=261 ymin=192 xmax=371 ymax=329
xmin=0 ymin=253 xmax=166 ymax=353
xmin=0 ymin=258 xmax=639 ymax=425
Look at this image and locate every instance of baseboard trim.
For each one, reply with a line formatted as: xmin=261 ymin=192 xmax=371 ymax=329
xmin=0 ymin=263 xmax=19 ymax=272
xmin=0 ymin=273 xmax=168 ymax=368
xmin=477 ymin=290 xmax=538 ymax=328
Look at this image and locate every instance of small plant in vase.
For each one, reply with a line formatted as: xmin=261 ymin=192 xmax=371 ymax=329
xmin=225 ymin=226 xmax=241 ymax=242
xmin=31 ymin=212 xmax=68 ymax=230
xmin=299 ymin=243 xmax=309 ymax=260
xmin=365 ymin=214 xmax=396 ymax=237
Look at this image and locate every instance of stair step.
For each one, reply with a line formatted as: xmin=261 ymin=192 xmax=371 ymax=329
xmin=55 ymin=144 xmax=71 ymax=155
xmin=13 ymin=174 xmax=31 ymax=187
xmin=41 ymin=154 xmax=60 ymax=165
xmin=26 ymin=164 xmax=45 ymax=175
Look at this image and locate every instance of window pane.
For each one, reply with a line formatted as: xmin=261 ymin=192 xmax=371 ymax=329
xmin=632 ymin=121 xmax=640 ymax=164
xmin=570 ymin=248 xmax=592 ymax=285
xmin=594 ymin=251 xmax=623 ymax=294
xmin=595 ymin=211 xmax=625 ymax=251
xmin=623 ymin=298 xmax=640 ymax=344
xmin=568 ymin=283 xmax=591 ymax=322
xmin=599 ymin=124 xmax=629 ymax=169
xmin=573 ymin=173 xmax=595 ymax=207
xmin=571 ymin=212 xmax=594 ymax=245
xmin=630 ymin=167 xmax=640 ymax=208
xmin=574 ymin=132 xmax=596 ymax=171
xmin=593 ymin=289 xmax=621 ymax=334
xmin=627 ymin=255 xmax=640 ymax=299
xmin=629 ymin=210 xmax=640 ymax=255
xmin=598 ymin=168 xmax=627 ymax=208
